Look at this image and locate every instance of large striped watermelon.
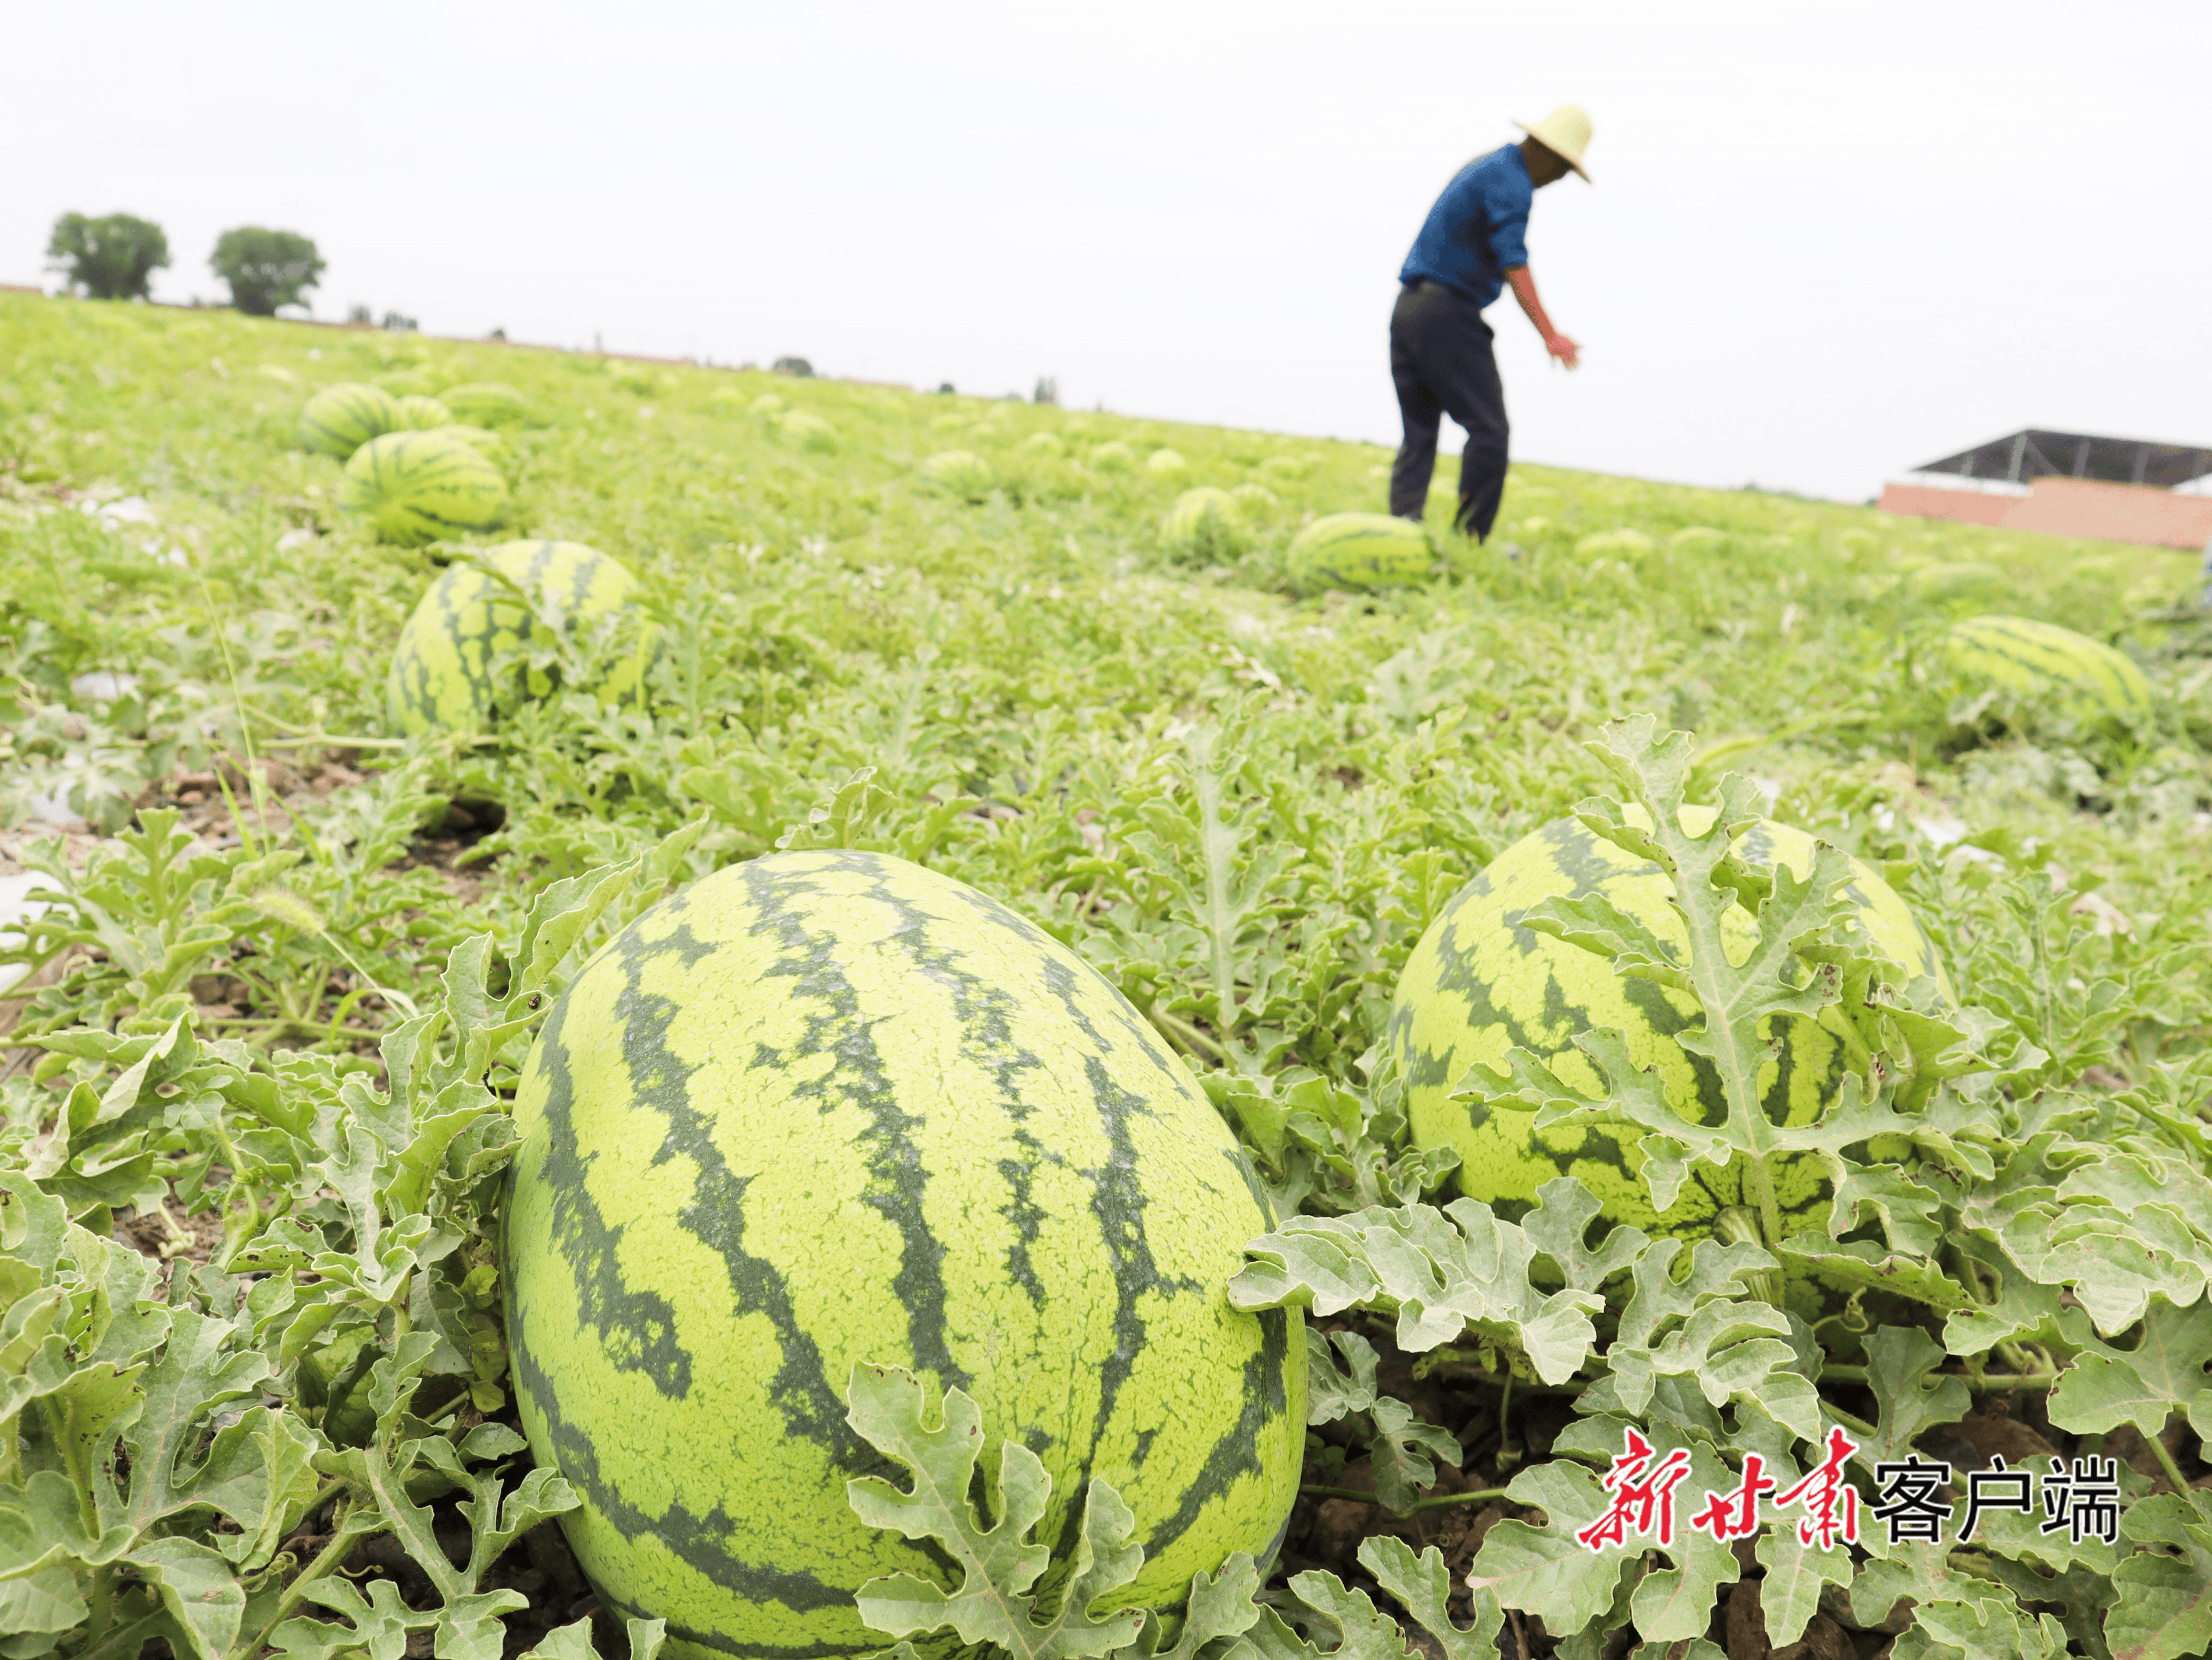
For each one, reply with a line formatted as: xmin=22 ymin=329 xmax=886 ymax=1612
xmin=503 ymin=849 xmax=1303 ymax=1659
xmin=1286 ymin=512 xmax=1432 ymax=595
xmin=440 ymin=382 xmax=530 ymax=426
xmin=298 ymin=382 xmax=403 ymax=460
xmin=1390 ymin=810 xmax=1948 ymax=1324
xmin=1942 ymin=614 xmax=2153 ymax=723
xmin=339 ymin=430 xmax=509 ymax=546
xmin=386 ymin=540 xmax=655 ymax=733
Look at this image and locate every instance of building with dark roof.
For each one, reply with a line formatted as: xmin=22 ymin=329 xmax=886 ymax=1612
xmin=1879 ymin=428 xmax=2212 ymax=550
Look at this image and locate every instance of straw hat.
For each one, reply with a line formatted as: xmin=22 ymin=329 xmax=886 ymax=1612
xmin=1515 ymin=105 xmax=1594 ymax=181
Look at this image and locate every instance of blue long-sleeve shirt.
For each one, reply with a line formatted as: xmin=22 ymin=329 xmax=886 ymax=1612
xmin=1398 ymin=144 xmax=1531 ymax=310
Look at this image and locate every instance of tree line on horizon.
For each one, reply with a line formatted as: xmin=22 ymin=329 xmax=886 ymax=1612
xmin=44 ymin=212 xmax=325 ymax=318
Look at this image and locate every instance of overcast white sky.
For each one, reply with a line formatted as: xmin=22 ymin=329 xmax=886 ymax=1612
xmin=7 ymin=1 xmax=2208 ymax=502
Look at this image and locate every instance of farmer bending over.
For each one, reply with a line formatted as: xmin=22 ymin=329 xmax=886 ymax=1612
xmin=1389 ymin=105 xmax=1592 ymax=542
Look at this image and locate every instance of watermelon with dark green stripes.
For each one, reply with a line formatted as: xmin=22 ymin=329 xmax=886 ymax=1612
xmin=1942 ymin=614 xmax=2153 ymax=723
xmin=297 ymin=382 xmax=403 ymax=460
xmin=503 ymin=849 xmax=1303 ymax=1660
xmin=339 ymin=430 xmax=508 ymax=546
xmin=1160 ymin=486 xmax=1245 ymax=559
xmin=387 ymin=540 xmax=653 ymax=733
xmin=1286 ymin=512 xmax=1432 ymax=595
xmin=1389 ymin=808 xmax=1948 ymax=1326
xmin=392 ymin=393 xmax=455 ymax=431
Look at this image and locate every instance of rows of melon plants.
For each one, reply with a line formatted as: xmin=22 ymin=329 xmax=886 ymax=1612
xmin=4 ymin=291 xmax=2212 ymax=1660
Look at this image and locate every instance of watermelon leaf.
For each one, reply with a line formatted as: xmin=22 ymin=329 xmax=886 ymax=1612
xmin=843 ymin=1363 xmax=1147 ymax=1660
xmin=2047 ymin=1300 xmax=2212 ymax=1442
xmin=1356 ymin=1536 xmax=1504 ymax=1660
xmin=1228 ymin=1200 xmax=1604 ymax=1384
xmin=1579 ymin=1236 xmax=1823 ymax=1441
xmin=1305 ymin=1328 xmax=1382 ymax=1424
xmin=1364 ymin=1397 xmax=1461 ymax=1513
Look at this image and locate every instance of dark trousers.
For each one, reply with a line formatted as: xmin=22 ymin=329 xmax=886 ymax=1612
xmin=1388 ymin=281 xmax=1509 ymax=540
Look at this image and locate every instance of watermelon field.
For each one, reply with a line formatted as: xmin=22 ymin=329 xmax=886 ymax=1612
xmin=7 ymin=289 xmax=2212 ymax=1660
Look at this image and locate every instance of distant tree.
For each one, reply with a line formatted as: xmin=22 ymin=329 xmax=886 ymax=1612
xmin=1032 ymin=375 xmax=1059 ymax=406
xmin=346 ymin=303 xmax=374 ymax=325
xmin=46 ymin=212 xmax=170 ymax=300
xmin=210 ymin=227 xmax=325 ymax=316
xmin=936 ymin=382 xmax=955 ymax=395
xmin=381 ymin=311 xmax=417 ymax=333
xmin=772 ymin=356 xmax=814 ymax=378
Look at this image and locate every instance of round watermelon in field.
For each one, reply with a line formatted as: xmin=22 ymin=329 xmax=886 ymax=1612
xmin=1286 ymin=512 xmax=1432 ymax=595
xmin=918 ymin=448 xmax=992 ymax=499
xmin=387 ymin=540 xmax=655 ymax=734
xmin=440 ymin=382 xmax=530 ymax=426
xmin=504 ymin=849 xmax=1303 ymax=1660
xmin=340 ymin=430 xmax=509 ymax=546
xmin=1943 ymin=614 xmax=2153 ymax=723
xmin=298 ymin=382 xmax=403 ymax=460
xmin=392 ymin=394 xmax=455 ymax=431
xmin=1160 ymin=486 xmax=1245 ymax=559
xmin=1389 ymin=810 xmax=1949 ymax=1326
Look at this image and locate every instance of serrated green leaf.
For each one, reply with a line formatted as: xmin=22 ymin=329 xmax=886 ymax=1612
xmin=1305 ymin=1329 xmax=1379 ymax=1426
xmin=2106 ymin=1491 xmax=2212 ymax=1660
xmin=1846 ymin=1325 xmax=1970 ymax=1475
xmin=124 ymin=1535 xmax=244 ymax=1660
xmin=1280 ymin=1570 xmax=1411 ymax=1660
xmin=1366 ymin=1398 xmax=1459 ymax=1513
xmin=1601 ymin=1237 xmax=1822 ymax=1440
xmin=1357 ymin=1536 xmax=1503 ymax=1660
xmin=2048 ymin=1301 xmax=2212 ymax=1442
xmin=1463 ymin=1459 xmax=1630 ymax=1638
xmin=1228 ymin=1200 xmax=1601 ymax=1384
xmin=843 ymin=1364 xmax=1145 ymax=1660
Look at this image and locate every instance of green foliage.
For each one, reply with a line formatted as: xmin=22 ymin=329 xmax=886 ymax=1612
xmin=209 ymin=228 xmax=326 ymax=318
xmin=1 ymin=293 xmax=2209 ymax=1658
xmin=46 ymin=213 xmax=171 ymax=301
xmin=842 ymin=1364 xmax=1502 ymax=1660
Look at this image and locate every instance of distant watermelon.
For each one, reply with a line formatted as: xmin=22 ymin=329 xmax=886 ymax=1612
xmin=1089 ymin=440 xmax=1137 ymax=472
xmin=1943 ymin=614 xmax=2153 ymax=723
xmin=1257 ymin=454 xmax=1311 ymax=481
xmin=1906 ymin=562 xmax=2006 ymax=601
xmin=1575 ymin=528 xmax=1657 ymax=559
xmin=432 ymin=423 xmax=505 ymax=456
xmin=392 ymin=394 xmax=455 ymax=431
xmin=919 ymin=449 xmax=993 ymax=499
xmin=1667 ymin=526 xmax=1727 ymax=552
xmin=386 ymin=540 xmax=655 ymax=734
xmin=440 ymin=382 xmax=530 ymax=426
xmin=503 ymin=849 xmax=1303 ymax=1660
xmin=1019 ymin=431 xmax=1067 ymax=458
xmin=339 ymin=431 xmax=509 ymax=546
xmin=1146 ymin=447 xmax=1188 ymax=476
xmin=298 ymin=382 xmax=403 ymax=460
xmin=1160 ymin=486 xmax=1245 ymax=559
xmin=1231 ymin=482 xmax=1280 ymax=515
xmin=779 ymin=411 xmax=839 ymax=453
xmin=1392 ymin=807 xmax=1950 ymax=1327
xmin=1286 ymin=512 xmax=1432 ymax=595
xmin=749 ymin=393 xmax=787 ymax=417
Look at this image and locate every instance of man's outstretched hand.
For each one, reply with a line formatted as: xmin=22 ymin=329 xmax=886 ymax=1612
xmin=1507 ymin=266 xmax=1580 ymax=370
